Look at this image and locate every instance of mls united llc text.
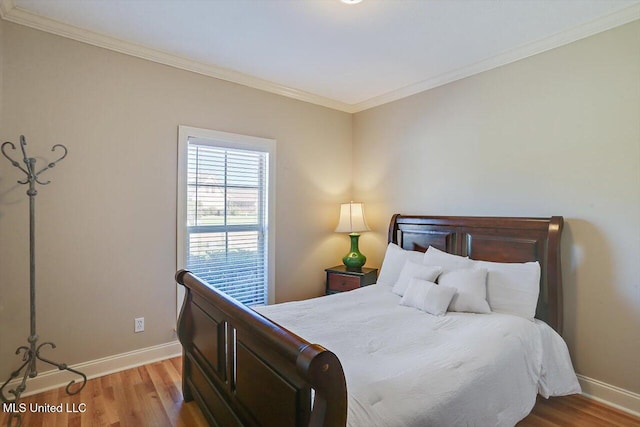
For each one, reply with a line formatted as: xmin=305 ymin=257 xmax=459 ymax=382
xmin=3 ymin=402 xmax=87 ymax=413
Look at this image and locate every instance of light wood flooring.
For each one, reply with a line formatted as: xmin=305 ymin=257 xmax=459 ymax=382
xmin=1 ymin=357 xmax=638 ymax=426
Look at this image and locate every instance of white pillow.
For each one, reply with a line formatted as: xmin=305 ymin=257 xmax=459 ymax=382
xmin=400 ymin=278 xmax=456 ymax=316
xmin=437 ymin=268 xmax=491 ymax=314
xmin=423 ymin=246 xmax=473 ymax=272
xmin=474 ymin=260 xmax=541 ymax=320
xmin=377 ymin=243 xmax=425 ymax=286
xmin=392 ymin=261 xmax=442 ymax=296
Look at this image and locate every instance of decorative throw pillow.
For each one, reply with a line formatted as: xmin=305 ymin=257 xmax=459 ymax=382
xmin=437 ymin=268 xmax=491 ymax=314
xmin=377 ymin=243 xmax=426 ymax=286
xmin=400 ymin=278 xmax=457 ymax=316
xmin=392 ymin=261 xmax=442 ymax=296
xmin=423 ymin=246 xmax=473 ymax=272
xmin=474 ymin=260 xmax=541 ymax=320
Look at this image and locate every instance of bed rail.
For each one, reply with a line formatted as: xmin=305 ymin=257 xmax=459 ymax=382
xmin=176 ymin=270 xmax=347 ymax=427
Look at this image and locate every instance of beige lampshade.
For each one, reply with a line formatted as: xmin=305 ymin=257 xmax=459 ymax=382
xmin=335 ymin=202 xmax=370 ymax=233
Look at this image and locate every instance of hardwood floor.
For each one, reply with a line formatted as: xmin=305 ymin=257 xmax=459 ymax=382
xmin=1 ymin=356 xmax=638 ymax=426
xmin=519 ymin=395 xmax=640 ymax=427
xmin=0 ymin=357 xmax=208 ymax=427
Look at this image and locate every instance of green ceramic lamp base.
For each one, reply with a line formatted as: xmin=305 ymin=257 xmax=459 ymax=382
xmin=342 ymin=233 xmax=366 ymax=269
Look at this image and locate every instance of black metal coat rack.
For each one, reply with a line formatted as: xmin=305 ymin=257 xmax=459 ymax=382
xmin=1 ymin=135 xmax=87 ymax=427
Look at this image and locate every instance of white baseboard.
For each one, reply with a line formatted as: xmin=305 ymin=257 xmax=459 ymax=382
xmin=5 ymin=341 xmax=182 ymax=398
xmin=578 ymin=374 xmax=640 ymax=417
xmin=6 ymin=342 xmax=639 ymax=419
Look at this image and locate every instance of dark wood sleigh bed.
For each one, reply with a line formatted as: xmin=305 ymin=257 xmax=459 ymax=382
xmin=175 ymin=214 xmax=564 ymax=427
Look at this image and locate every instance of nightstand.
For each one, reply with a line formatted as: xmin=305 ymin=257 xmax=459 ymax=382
xmin=325 ymin=265 xmax=378 ymax=295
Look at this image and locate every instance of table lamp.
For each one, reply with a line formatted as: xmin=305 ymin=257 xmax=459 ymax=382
xmin=335 ymin=201 xmax=370 ymax=269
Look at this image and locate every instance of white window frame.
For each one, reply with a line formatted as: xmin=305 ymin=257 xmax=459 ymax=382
xmin=176 ymin=125 xmax=276 ymax=316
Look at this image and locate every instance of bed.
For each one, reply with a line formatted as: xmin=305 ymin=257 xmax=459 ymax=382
xmin=175 ymin=215 xmax=580 ymax=427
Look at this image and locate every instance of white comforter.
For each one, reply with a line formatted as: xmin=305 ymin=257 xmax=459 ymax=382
xmin=254 ymin=284 xmax=580 ymax=427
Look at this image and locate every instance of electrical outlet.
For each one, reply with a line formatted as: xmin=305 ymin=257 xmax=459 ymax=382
xmin=134 ymin=317 xmax=144 ymax=333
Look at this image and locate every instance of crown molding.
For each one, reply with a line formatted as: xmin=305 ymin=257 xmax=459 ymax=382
xmin=0 ymin=1 xmax=356 ymax=113
xmin=1 ymin=0 xmax=638 ymax=114
xmin=0 ymin=0 xmax=14 ymax=18
xmin=352 ymin=3 xmax=640 ymax=112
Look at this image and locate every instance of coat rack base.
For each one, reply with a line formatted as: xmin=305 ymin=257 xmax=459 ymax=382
xmin=0 ymin=335 xmax=87 ymax=427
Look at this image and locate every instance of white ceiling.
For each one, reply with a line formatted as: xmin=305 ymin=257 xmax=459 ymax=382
xmin=2 ymin=0 xmax=640 ymax=112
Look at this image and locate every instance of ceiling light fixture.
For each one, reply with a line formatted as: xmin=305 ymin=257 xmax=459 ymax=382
xmin=341 ymin=0 xmax=363 ymax=4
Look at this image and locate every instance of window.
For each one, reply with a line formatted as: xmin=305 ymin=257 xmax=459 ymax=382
xmin=177 ymin=126 xmax=275 ymax=311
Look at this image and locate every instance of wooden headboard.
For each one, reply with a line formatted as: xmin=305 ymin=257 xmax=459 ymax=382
xmin=388 ymin=215 xmax=564 ymax=333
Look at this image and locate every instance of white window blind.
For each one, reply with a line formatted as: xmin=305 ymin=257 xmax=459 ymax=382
xmin=186 ymin=140 xmax=269 ymax=306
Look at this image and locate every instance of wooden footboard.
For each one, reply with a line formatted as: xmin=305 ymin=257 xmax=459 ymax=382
xmin=175 ymin=270 xmax=347 ymax=427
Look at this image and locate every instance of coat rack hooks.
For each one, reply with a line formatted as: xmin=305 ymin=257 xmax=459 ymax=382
xmin=0 ymin=135 xmax=86 ymax=427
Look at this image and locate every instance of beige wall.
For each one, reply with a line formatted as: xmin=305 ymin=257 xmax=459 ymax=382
xmin=0 ymin=19 xmax=3 ymax=130
xmin=353 ymin=21 xmax=640 ymax=393
xmin=1 ymin=16 xmax=638 ymax=398
xmin=0 ymin=21 xmax=352 ymax=375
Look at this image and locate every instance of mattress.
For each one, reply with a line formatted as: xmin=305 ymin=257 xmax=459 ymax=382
xmin=254 ymin=283 xmax=580 ymax=427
